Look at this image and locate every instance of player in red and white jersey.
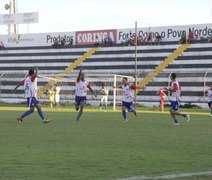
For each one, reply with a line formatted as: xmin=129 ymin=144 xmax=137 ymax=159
xmin=116 ymin=77 xmax=137 ymax=122
xmin=14 ymin=68 xmax=51 ymax=124
xmin=171 ymin=79 xmax=181 ymax=102
xmin=75 ymin=68 xmax=96 ymax=121
xmin=204 ymin=85 xmax=212 ymax=116
xmin=164 ymin=73 xmax=190 ymax=125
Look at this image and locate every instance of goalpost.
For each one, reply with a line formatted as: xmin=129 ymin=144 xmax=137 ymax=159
xmin=113 ymin=74 xmax=135 ymax=110
xmin=37 ymin=74 xmax=111 ymax=106
xmin=40 ymin=73 xmax=136 ymax=109
xmin=1 ymin=72 xmax=138 ymax=108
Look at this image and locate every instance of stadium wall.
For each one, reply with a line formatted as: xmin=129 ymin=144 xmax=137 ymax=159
xmin=0 ymin=42 xmax=212 ymax=109
xmin=0 ymin=23 xmax=211 ymax=47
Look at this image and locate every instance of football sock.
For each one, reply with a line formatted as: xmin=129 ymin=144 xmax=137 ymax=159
xmin=122 ymin=110 xmax=127 ymax=120
xmin=174 ymin=119 xmax=179 ymax=123
xmin=76 ymin=110 xmax=83 ymax=121
xmin=37 ymin=108 xmax=45 ymax=120
xmin=75 ymin=106 xmax=79 ymax=111
xmin=76 ymin=114 xmax=81 ymax=121
xmin=129 ymin=108 xmax=136 ymax=113
xmin=20 ymin=109 xmax=34 ymax=119
xmin=182 ymin=114 xmax=187 ymax=118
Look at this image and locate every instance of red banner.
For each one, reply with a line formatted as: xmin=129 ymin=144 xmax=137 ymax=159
xmin=75 ymin=29 xmax=117 ymax=45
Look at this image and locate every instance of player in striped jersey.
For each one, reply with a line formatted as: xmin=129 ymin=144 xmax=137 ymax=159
xmin=116 ymin=77 xmax=137 ymax=123
xmin=164 ymin=73 xmax=190 ymax=125
xmin=14 ymin=68 xmax=51 ymax=124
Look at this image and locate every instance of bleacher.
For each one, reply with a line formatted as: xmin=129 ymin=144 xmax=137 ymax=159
xmin=0 ymin=42 xmax=212 ymax=108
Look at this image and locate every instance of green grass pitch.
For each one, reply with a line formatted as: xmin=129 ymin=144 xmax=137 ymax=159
xmin=0 ymin=107 xmax=212 ymax=180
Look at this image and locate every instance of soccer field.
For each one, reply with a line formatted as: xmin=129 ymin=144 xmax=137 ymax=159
xmin=0 ymin=108 xmax=212 ymax=180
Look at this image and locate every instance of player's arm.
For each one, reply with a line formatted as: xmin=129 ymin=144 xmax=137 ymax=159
xmin=87 ymin=84 xmax=97 ymax=97
xmin=204 ymin=90 xmax=208 ymax=96
xmin=13 ymin=80 xmax=24 ymax=92
xmin=130 ymin=84 xmax=137 ymax=90
xmin=14 ymin=84 xmax=21 ymax=91
xmin=114 ymin=84 xmax=122 ymax=89
xmin=164 ymin=85 xmax=176 ymax=92
xmin=169 ymin=88 xmax=176 ymax=92
xmin=34 ymin=67 xmax=38 ymax=77
xmin=156 ymin=88 xmax=162 ymax=94
xmin=31 ymin=67 xmax=38 ymax=82
xmin=161 ymin=92 xmax=168 ymax=99
xmin=77 ymin=67 xmax=83 ymax=82
xmin=106 ymin=88 xmax=109 ymax=95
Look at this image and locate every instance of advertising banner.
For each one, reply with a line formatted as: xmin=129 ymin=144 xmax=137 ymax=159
xmin=0 ymin=12 xmax=38 ymax=25
xmin=0 ymin=14 xmax=15 ymax=25
xmin=0 ymin=31 xmax=75 ymax=47
xmin=0 ymin=23 xmax=211 ymax=47
xmin=18 ymin=12 xmax=38 ymax=24
xmin=75 ymin=29 xmax=117 ymax=45
xmin=117 ymin=23 xmax=212 ymax=43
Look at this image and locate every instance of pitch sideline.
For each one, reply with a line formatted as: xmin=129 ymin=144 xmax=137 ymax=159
xmin=118 ymin=171 xmax=212 ymax=180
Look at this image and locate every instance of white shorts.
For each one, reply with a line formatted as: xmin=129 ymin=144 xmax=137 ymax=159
xmin=55 ymin=94 xmax=60 ymax=103
xmin=101 ymin=95 xmax=108 ymax=104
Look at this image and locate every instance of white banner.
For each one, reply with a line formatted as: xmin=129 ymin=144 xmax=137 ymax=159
xmin=0 ymin=14 xmax=15 ymax=25
xmin=0 ymin=12 xmax=38 ymax=25
xmin=0 ymin=23 xmax=211 ymax=47
xmin=17 ymin=12 xmax=38 ymax=24
xmin=117 ymin=23 xmax=212 ymax=43
xmin=0 ymin=32 xmax=75 ymax=47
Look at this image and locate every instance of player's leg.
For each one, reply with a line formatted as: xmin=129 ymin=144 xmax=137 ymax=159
xmin=99 ymin=102 xmax=102 ymax=110
xmin=17 ymin=108 xmax=35 ymax=124
xmin=105 ymin=96 xmax=108 ymax=111
xmin=17 ymin=98 xmax=35 ymax=124
xmin=170 ymin=101 xmax=179 ymax=125
xmin=160 ymin=100 xmax=164 ymax=112
xmin=76 ymin=103 xmax=85 ymax=121
xmin=170 ymin=109 xmax=179 ymax=125
xmin=208 ymin=102 xmax=212 ymax=116
xmin=99 ymin=96 xmax=104 ymax=110
xmin=50 ymin=100 xmax=53 ymax=109
xmin=210 ymin=106 xmax=212 ymax=117
xmin=55 ymin=94 xmax=60 ymax=109
xmin=56 ymin=102 xmax=60 ymax=109
xmin=128 ymin=102 xmax=137 ymax=116
xmin=57 ymin=96 xmax=60 ymax=109
xmin=122 ymin=101 xmax=128 ymax=122
xmin=102 ymin=96 xmax=107 ymax=111
xmin=76 ymin=96 xmax=86 ymax=121
xmin=170 ymin=101 xmax=190 ymax=124
xmin=36 ymin=104 xmax=51 ymax=123
xmin=171 ymin=110 xmax=190 ymax=122
xmin=75 ymin=96 xmax=80 ymax=111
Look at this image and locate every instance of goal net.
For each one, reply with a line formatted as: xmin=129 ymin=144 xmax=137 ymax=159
xmin=37 ymin=74 xmax=113 ymax=107
xmin=113 ymin=74 xmax=135 ymax=110
xmin=1 ymin=72 xmax=135 ymax=109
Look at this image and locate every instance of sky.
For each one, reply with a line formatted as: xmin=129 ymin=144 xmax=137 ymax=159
xmin=0 ymin=0 xmax=212 ymax=35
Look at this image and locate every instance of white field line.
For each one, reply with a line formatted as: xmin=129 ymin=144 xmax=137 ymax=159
xmin=118 ymin=171 xmax=212 ymax=180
